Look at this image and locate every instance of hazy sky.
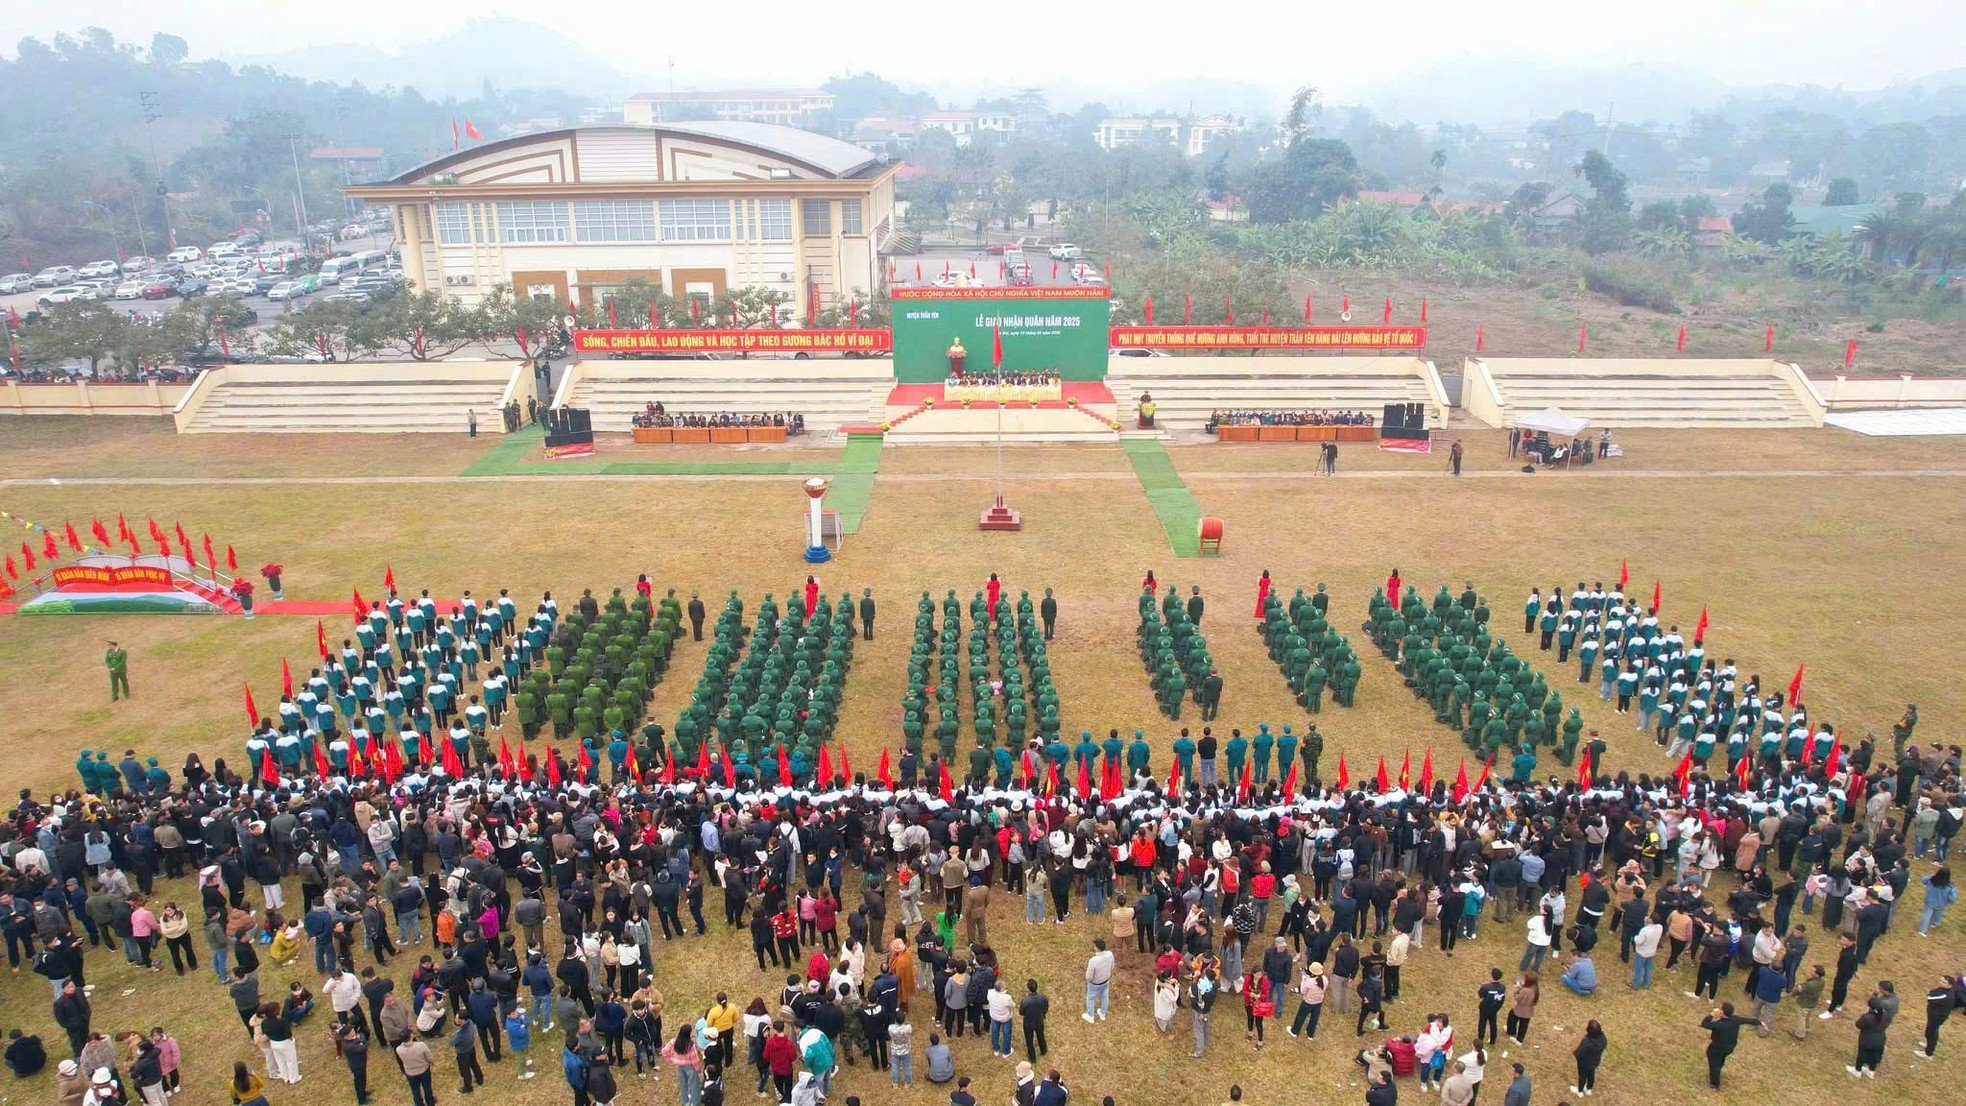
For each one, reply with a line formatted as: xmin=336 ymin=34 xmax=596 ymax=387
xmin=12 ymin=0 xmax=1966 ymax=99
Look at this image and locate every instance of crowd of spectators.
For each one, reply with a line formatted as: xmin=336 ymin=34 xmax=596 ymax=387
xmin=1205 ymin=409 xmax=1375 ymax=431
xmin=631 ymin=402 xmax=805 ymax=433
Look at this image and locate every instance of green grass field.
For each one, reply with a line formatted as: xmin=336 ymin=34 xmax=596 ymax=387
xmin=0 ymin=416 xmax=1961 ymax=1106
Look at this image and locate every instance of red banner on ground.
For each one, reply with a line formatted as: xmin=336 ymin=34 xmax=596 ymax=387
xmin=50 ymin=564 xmax=174 ymax=590
xmin=571 ymin=329 xmax=892 ymax=354
xmin=1109 ymin=325 xmax=1428 ymax=350
xmin=890 ymin=286 xmax=1111 ymax=301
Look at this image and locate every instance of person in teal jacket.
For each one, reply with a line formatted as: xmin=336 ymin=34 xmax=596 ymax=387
xmin=1276 ymin=726 xmax=1299 ymax=778
xmin=1251 ymin=724 xmax=1275 ymax=783
xmin=1510 ymin=744 xmax=1538 ymax=783
xmin=1127 ymin=732 xmax=1152 ymax=778
xmin=1073 ymin=732 xmax=1100 ymax=772
xmin=1172 ymin=731 xmax=1196 ymax=780
xmin=1224 ymin=730 xmax=1249 ymax=782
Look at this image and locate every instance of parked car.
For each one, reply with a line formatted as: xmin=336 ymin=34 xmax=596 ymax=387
xmin=265 ymin=279 xmax=310 ymax=301
xmin=1047 ymin=243 xmax=1082 ymax=260
xmin=983 ymin=242 xmax=1018 ymax=255
xmin=140 ymin=279 xmax=179 ymax=300
xmin=112 ymin=279 xmax=149 ymax=300
xmin=38 ymin=285 xmax=93 ymax=305
xmin=33 ymin=266 xmax=77 ymax=287
xmin=175 ymin=278 xmax=210 ymax=297
xmin=76 ymin=260 xmax=120 ymax=279
xmin=0 ymin=273 xmax=36 ymax=293
xmin=207 ymin=242 xmax=240 ymax=259
xmin=338 ymin=224 xmax=370 ymax=241
xmin=211 ymin=277 xmax=256 ymax=297
xmin=121 ymin=256 xmax=155 ymax=272
xmin=165 ymin=247 xmax=201 ymax=263
xmin=325 ymin=289 xmax=370 ymax=304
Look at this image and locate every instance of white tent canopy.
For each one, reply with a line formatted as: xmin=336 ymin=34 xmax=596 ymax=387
xmin=1513 ymin=406 xmax=1590 ymax=437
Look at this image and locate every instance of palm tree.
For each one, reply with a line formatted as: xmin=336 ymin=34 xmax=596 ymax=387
xmin=1853 ymin=211 xmax=1903 ymax=264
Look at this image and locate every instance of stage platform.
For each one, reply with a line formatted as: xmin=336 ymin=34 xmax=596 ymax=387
xmin=878 ymin=382 xmax=1121 ymax=444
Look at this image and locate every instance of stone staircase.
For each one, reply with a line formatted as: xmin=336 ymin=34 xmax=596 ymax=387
xmin=182 ymin=376 xmax=510 ymax=433
xmin=1470 ymin=359 xmax=1823 ymax=428
xmin=562 ymin=359 xmax=895 ymax=437
xmin=1105 ymin=356 xmax=1444 ymax=433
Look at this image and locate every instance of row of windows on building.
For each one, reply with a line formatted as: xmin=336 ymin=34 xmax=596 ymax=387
xmin=434 ymin=198 xmax=863 ymax=246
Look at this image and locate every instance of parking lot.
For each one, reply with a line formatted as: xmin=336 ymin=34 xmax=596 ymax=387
xmin=1 ymin=229 xmax=399 ymax=332
xmin=892 ymin=238 xmax=1102 ymax=291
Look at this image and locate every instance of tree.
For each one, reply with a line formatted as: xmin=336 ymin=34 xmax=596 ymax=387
xmin=1637 ymin=200 xmax=1681 ymax=231
xmin=1504 ymin=182 xmax=1553 ymax=227
xmin=477 ymin=283 xmax=567 ymax=349
xmin=1824 ymin=177 xmax=1860 ymax=206
xmin=260 ymin=299 xmax=373 ymax=361
xmin=1279 ymin=87 xmax=1321 ymax=146
xmin=715 ymin=286 xmax=793 ymax=329
xmin=147 ymin=33 xmax=188 ymax=66
xmin=1244 ymin=138 xmax=1359 ymax=224
xmin=15 ymin=302 xmax=131 ymax=374
xmin=1571 ymin=149 xmax=1631 ymax=254
xmin=349 ymin=290 xmax=481 ymax=360
xmin=1733 ymin=182 xmax=1795 ymax=244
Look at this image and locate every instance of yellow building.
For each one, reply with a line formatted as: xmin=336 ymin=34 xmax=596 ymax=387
xmin=345 ymin=122 xmax=898 ymax=313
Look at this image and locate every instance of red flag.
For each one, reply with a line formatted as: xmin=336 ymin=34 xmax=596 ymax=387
xmin=260 ymin=748 xmax=279 ymax=787
xmin=1224 ymin=294 xmax=1233 ymax=325
xmin=442 ymin=737 xmax=465 ymax=778
xmin=317 ymin=619 xmax=329 ymax=658
xmin=125 ymin=533 xmax=140 ymax=559
xmin=1676 ymin=324 xmax=1687 ymax=353
xmin=605 ymin=299 xmax=616 ymax=329
xmin=1341 ymin=294 xmax=1350 ymax=315
xmin=1787 ymin=665 xmax=1804 ymax=706
xmin=1076 ymin=757 xmax=1092 ymax=798
xmin=2 ymin=555 xmax=13 ymax=579
xmin=1374 ymin=756 xmax=1390 ymax=793
xmin=451 ymin=119 xmax=460 ymax=147
xmin=1734 ymin=750 xmax=1753 ymax=789
xmin=817 ymin=744 xmax=833 ymax=788
xmin=968 ymin=261 xmax=976 ymax=278
xmin=624 ymin=745 xmax=640 ymax=782
xmin=577 ymin=740 xmax=594 ymax=781
xmin=1823 ymin=739 xmax=1842 ymax=778
xmin=514 ymin=327 xmax=529 ymax=356
xmin=1578 ymin=325 xmax=1588 ymax=354
xmin=1334 ymin=753 xmax=1349 ymax=790
xmin=720 ymin=745 xmax=735 ymax=787
xmin=352 ymin=588 xmax=367 ymax=623
xmin=280 ymin=658 xmax=294 ymax=697
xmin=1304 ymin=294 xmax=1313 ymax=322
xmin=1673 ymin=751 xmax=1694 ymax=798
xmin=1045 ymin=761 xmax=1060 ymax=798
xmin=226 ymin=545 xmax=238 ymax=572
xmin=775 ymin=744 xmax=792 ymax=788
xmin=147 ymin=517 xmax=164 ymax=543
xmin=545 ymin=748 xmax=563 ymax=788
xmin=1800 ymin=734 xmax=1815 ymax=769
xmin=696 ymin=741 xmax=712 ymax=782
xmin=837 ymin=746 xmax=850 ymax=785
xmin=383 ymin=738 xmax=404 ymax=781
xmin=1396 ymin=748 xmax=1412 ymax=791
xmin=1474 ymin=752 xmax=1494 ymax=792
xmin=938 ymin=759 xmax=954 ymax=801
xmin=44 ymin=531 xmax=59 ymax=560
xmin=1236 ymin=759 xmax=1253 ymax=802
xmin=1280 ymin=761 xmax=1298 ymax=798
xmin=1651 ymin=580 xmax=1662 ymax=613
xmin=1259 ymin=308 xmax=1270 ymax=326
xmin=1419 ymin=297 xmax=1428 ymax=324
xmin=418 ymin=731 xmax=434 ymax=769
xmin=1576 ymin=748 xmax=1593 ymax=788
xmin=347 ymin=738 xmax=367 ymax=778
xmin=1694 ymin=605 xmax=1708 ymax=645
xmin=877 ymin=748 xmax=894 ymax=789
xmin=91 ymin=518 xmax=109 ymax=546
xmin=21 ymin=542 xmax=37 ymax=572
xmin=1183 ymin=294 xmax=1192 ymax=324
xmin=1382 ymin=296 xmax=1393 ymax=325
xmin=1450 ymin=760 xmax=1470 ymax=803
xmin=1474 ymin=323 xmax=1484 ymax=352
xmin=650 ymin=302 xmax=660 ymax=328
xmin=64 ymin=521 xmax=80 ymax=551
xmin=244 ymin=684 xmax=259 ymax=726
xmin=1764 ymin=324 xmax=1774 ymax=353
xmin=914 ymin=261 xmax=922 ymax=281
xmin=1168 ymin=755 xmax=1182 ymax=794
xmin=1618 ymin=559 xmax=1630 ymax=590
xmin=1417 ymin=749 xmax=1434 ymax=794
xmin=313 ymin=742 xmax=332 ymax=778
xmin=498 ymin=737 xmax=515 ymax=777
xmin=1143 ymin=295 xmax=1154 ymax=325
xmin=200 ymin=532 xmax=214 ymax=569
xmin=658 ymin=746 xmax=677 ymax=785
xmin=992 ymin=323 xmax=1003 ymax=369
xmin=1843 ymin=339 xmax=1857 ymax=369
xmin=383 ymin=564 xmax=396 ymax=592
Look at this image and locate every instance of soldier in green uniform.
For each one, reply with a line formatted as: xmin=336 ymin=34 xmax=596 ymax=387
xmin=105 ymin=642 xmax=130 ymax=701
xmin=1301 ymin=724 xmax=1323 ymax=781
xmin=1559 ymin=708 xmax=1584 ymax=764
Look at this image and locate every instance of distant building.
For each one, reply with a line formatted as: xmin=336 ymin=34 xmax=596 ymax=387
xmin=1690 ymin=215 xmax=1733 ymax=247
xmin=916 ymin=110 xmax=1015 ymax=148
xmin=309 ymin=146 xmax=385 ymax=183
xmin=1185 ymin=114 xmax=1243 ymax=157
xmin=1095 ymin=118 xmax=1182 ymax=150
xmin=1205 ymin=196 xmax=1248 ymax=223
xmin=1787 ymin=202 xmax=1883 ymax=239
xmin=851 ymin=114 xmax=918 ymax=157
xmin=344 ymin=122 xmax=897 ymax=314
xmin=623 ymin=90 xmax=835 ymax=126
xmin=1355 ymin=190 xmax=1426 ymax=208
xmin=1746 ymin=159 xmax=1792 ymax=183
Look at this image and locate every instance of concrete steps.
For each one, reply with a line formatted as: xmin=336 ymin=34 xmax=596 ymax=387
xmin=186 ymin=379 xmax=507 ymax=433
xmin=1481 ymin=368 xmax=1819 ymax=428
xmin=562 ymin=360 xmax=896 ymax=435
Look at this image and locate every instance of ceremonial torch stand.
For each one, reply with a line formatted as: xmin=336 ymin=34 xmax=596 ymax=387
xmin=802 ymin=476 xmax=832 ymax=563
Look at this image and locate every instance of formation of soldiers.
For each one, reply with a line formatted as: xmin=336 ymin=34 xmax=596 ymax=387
xmin=671 ymin=590 xmax=855 ymax=786
xmin=517 ymin=587 xmax=683 ymax=752
xmin=1139 ymin=585 xmax=1215 ymax=720
xmin=1365 ymin=582 xmax=1589 ymax=785
xmin=902 ymin=588 xmax=1062 ymax=768
xmin=1258 ymin=582 xmax=1363 ymax=713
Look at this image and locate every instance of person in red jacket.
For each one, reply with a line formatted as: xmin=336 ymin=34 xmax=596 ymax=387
xmin=985 ymin=574 xmax=1003 ymax=622
xmin=1243 ymin=971 xmax=1274 ymax=1048
xmin=761 ymin=1021 xmax=799 ymax=1101
xmin=1383 ymin=1034 xmax=1417 ymax=1076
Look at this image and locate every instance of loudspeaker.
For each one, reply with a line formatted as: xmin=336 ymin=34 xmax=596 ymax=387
xmin=568 ymin=408 xmax=591 ymax=435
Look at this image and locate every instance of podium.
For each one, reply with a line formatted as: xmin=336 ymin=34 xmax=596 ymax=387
xmin=978 ymin=495 xmax=1022 ymax=531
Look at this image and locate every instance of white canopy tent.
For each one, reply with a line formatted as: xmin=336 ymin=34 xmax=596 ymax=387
xmin=1512 ymin=406 xmax=1590 ymax=437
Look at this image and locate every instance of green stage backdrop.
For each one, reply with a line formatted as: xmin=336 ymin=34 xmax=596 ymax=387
xmin=891 ymin=288 xmax=1111 ymax=382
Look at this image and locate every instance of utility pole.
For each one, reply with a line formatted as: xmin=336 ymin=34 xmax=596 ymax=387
xmin=1603 ymin=101 xmax=1615 ymax=155
xmin=139 ymin=91 xmax=174 ymax=250
xmin=286 ymin=133 xmax=311 ymax=240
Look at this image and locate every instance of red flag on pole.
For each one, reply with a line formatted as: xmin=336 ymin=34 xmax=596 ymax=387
xmin=280 ymin=658 xmax=294 ymax=697
xmin=1396 ymin=748 xmax=1412 ymax=791
xmin=877 ymin=748 xmax=894 ymax=790
xmin=64 ymin=521 xmax=80 ymax=551
xmin=1304 ymin=294 xmax=1313 ymax=322
xmin=991 ymin=323 xmax=1003 ymax=369
xmin=147 ymin=517 xmax=164 ymax=543
xmin=650 ymin=302 xmax=660 ymax=328
xmin=1843 ymin=339 xmax=1857 ymax=369
xmin=260 ymin=748 xmax=279 ymax=787
xmin=1101 ymin=758 xmax=1121 ymax=801
xmin=1341 ymin=294 xmax=1350 ymax=315
xmin=244 ymin=683 xmax=259 ymax=725
xmin=775 ymin=744 xmax=792 ymax=788
xmin=226 ymin=545 xmax=238 ymax=572
xmin=1676 ymin=324 xmax=1687 ymax=353
xmin=1374 ymin=756 xmax=1390 ymax=793
xmin=2 ymin=556 xmax=14 ymax=580
xmin=451 ymin=119 xmax=460 ymax=147
xmin=1419 ymin=297 xmax=1428 ymax=324
xmin=383 ymin=565 xmax=396 ymax=592
xmin=352 ymin=588 xmax=367 ymax=623
xmin=498 ymin=737 xmax=515 ymax=777
xmin=817 ymin=745 xmax=833 ymax=788
xmin=1045 ymin=761 xmax=1060 ymax=798
xmin=314 ymin=742 xmax=332 ymax=778
xmin=1578 ymin=325 xmax=1588 ymax=354
xmin=624 ymin=745 xmax=640 ymax=783
xmin=1823 ymin=739 xmax=1842 ymax=778
xmin=545 ymin=749 xmax=562 ymax=788
xmin=1167 ymin=755 xmax=1182 ymax=794
xmin=1450 ymin=759 xmax=1470 ymax=803
xmin=173 ymin=521 xmax=188 ymax=551
xmin=1236 ymin=759 xmax=1252 ymax=802
xmin=1382 ymin=296 xmax=1393 ymax=325
xmin=837 ymin=747 xmax=850 ymax=786
xmin=442 ymin=737 xmax=464 ymax=778
xmin=1764 ymin=324 xmax=1774 ymax=353
xmin=347 ymin=738 xmax=366 ymax=778
xmin=1694 ymin=605 xmax=1708 ymax=645
xmin=720 ymin=745 xmax=735 ymax=788
xmin=1651 ymin=579 xmax=1662 ymax=613
xmin=1618 ymin=558 xmax=1630 ymax=590
xmin=317 ymin=619 xmax=329 ymax=658
xmin=1334 ymin=752 xmax=1349 ymax=790
xmin=606 ymin=300 xmax=617 ymax=328
xmin=1280 ymin=761 xmax=1298 ymax=798
xmin=1734 ymin=749 xmax=1753 ymax=789
xmin=938 ymin=759 xmax=954 ymax=801
xmin=44 ymin=531 xmax=59 ymax=560
xmin=91 ymin=518 xmax=109 ymax=546
xmin=200 ymin=532 xmax=214 ymax=568
xmin=696 ymin=741 xmax=712 ymax=782
xmin=1224 ymin=294 xmax=1234 ymax=325
xmin=1183 ymin=294 xmax=1192 ymax=324
xmin=1259 ymin=308 xmax=1270 ymax=326
xmin=1800 ymin=734 xmax=1815 ymax=768
xmin=1077 ymin=757 xmax=1092 ymax=798
xmin=1416 ymin=749 xmax=1434 ymax=794
xmin=576 ymin=740 xmax=594 ymax=782
xmin=1787 ymin=665 xmax=1804 ymax=706
xmin=384 ymin=738 xmax=404 ymax=781
xmin=1143 ymin=295 xmax=1154 ymax=325
xmin=658 ymin=746 xmax=676 ymax=784
xmin=1673 ymin=751 xmax=1694 ymax=797
xmin=1474 ymin=323 xmax=1484 ymax=352
xmin=1576 ymin=748 xmax=1593 ymax=788
xmin=1474 ymin=752 xmax=1494 ymax=792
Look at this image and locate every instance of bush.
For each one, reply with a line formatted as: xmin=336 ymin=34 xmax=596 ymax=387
xmin=1578 ymin=259 xmax=1679 ymax=313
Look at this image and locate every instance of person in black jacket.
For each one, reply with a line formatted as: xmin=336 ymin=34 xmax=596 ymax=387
xmin=1476 ymin=969 xmax=1506 ymax=1045
xmin=1019 ymin=979 xmax=1049 ymax=1063
xmin=1570 ymin=1019 xmax=1606 ymax=1095
xmin=1700 ymin=1002 xmax=1754 ymax=1089
xmin=1849 ymin=1000 xmax=1888 ymax=1077
xmin=336 ymin=1021 xmax=372 ymax=1104
xmin=1917 ymin=972 xmax=1962 ymax=1058
xmin=859 ymin=590 xmax=876 ymax=642
xmin=4 ymin=1028 xmax=46 ymax=1077
xmin=51 ymin=981 xmax=90 ymax=1057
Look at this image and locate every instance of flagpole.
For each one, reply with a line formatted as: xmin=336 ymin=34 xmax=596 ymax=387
xmin=995 ymin=374 xmax=1005 ymax=505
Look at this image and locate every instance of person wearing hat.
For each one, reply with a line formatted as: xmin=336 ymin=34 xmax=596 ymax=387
xmin=104 ymin=643 xmax=129 ymax=702
xmin=54 ymin=1059 xmax=86 ymax=1105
